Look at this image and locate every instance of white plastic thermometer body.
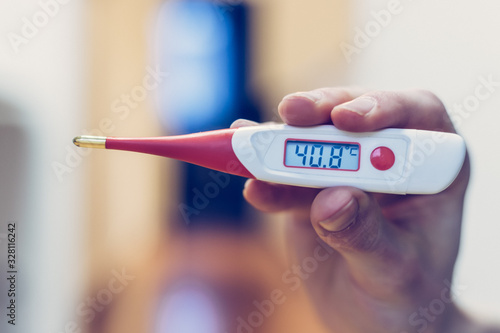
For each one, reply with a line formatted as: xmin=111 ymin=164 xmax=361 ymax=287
xmin=231 ymin=124 xmax=466 ymax=195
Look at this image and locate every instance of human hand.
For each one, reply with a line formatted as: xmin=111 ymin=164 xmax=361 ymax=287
xmin=232 ymin=88 xmax=473 ymax=333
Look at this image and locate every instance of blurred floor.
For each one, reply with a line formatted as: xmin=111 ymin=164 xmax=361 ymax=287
xmin=90 ymin=227 xmax=329 ymax=333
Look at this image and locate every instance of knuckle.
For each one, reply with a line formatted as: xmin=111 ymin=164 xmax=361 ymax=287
xmin=370 ymin=89 xmax=452 ymax=130
xmin=413 ymin=89 xmax=447 ymax=114
xmin=366 ymin=89 xmax=400 ymax=103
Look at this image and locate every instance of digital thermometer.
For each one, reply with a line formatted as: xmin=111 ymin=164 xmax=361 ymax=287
xmin=73 ymin=124 xmax=466 ymax=194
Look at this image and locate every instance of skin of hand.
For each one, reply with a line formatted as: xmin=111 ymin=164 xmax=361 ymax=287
xmin=231 ymin=88 xmax=480 ymax=333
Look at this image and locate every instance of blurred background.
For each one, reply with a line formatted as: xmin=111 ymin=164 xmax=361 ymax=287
xmin=0 ymin=0 xmax=499 ymax=332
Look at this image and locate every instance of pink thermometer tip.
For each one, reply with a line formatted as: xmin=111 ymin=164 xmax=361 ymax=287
xmin=74 ymin=129 xmax=255 ymax=179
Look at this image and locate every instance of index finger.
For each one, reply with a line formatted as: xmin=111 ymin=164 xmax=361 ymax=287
xmin=279 ymin=88 xmax=456 ymax=133
xmin=331 ymin=89 xmax=456 ymax=133
xmin=278 ymin=87 xmax=367 ymax=126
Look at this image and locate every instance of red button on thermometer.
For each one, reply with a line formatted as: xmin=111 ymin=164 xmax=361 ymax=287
xmin=73 ymin=124 xmax=466 ymax=194
xmin=370 ymin=146 xmax=396 ymax=171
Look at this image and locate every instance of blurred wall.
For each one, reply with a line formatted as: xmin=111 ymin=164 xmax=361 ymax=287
xmin=250 ymin=0 xmax=350 ymax=118
xmin=346 ymin=0 xmax=500 ymax=322
xmin=0 ymin=0 xmax=86 ymax=332
xmin=86 ymin=0 xmax=168 ymax=287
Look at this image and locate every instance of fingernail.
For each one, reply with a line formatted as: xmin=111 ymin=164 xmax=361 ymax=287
xmin=319 ymin=199 xmax=358 ymax=233
xmin=337 ymin=97 xmax=376 ymax=116
xmin=284 ymin=90 xmax=324 ymax=103
xmin=231 ymin=119 xmax=258 ymax=128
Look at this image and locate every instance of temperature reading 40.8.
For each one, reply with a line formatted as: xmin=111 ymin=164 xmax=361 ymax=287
xmin=284 ymin=140 xmax=360 ymax=171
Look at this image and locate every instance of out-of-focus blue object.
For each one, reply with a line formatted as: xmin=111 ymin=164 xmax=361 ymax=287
xmin=156 ymin=0 xmax=244 ymax=134
xmin=155 ymin=0 xmax=260 ymax=228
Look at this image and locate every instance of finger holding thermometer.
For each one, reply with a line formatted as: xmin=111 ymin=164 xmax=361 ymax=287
xmin=73 ymin=124 xmax=466 ymax=195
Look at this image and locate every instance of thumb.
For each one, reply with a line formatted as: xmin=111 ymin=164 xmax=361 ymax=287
xmin=310 ymin=187 xmax=414 ymax=299
xmin=311 ymin=187 xmax=382 ymax=252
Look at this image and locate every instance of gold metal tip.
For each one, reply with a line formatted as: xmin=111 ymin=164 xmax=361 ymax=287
xmin=73 ymin=135 xmax=107 ymax=149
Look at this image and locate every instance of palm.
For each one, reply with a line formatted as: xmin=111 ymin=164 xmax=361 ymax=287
xmin=283 ymin=167 xmax=468 ymax=331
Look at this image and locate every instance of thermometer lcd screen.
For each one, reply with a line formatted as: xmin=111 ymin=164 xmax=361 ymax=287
xmin=284 ymin=140 xmax=360 ymax=170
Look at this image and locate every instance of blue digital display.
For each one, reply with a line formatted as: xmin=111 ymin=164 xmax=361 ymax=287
xmin=285 ymin=140 xmax=360 ymax=170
